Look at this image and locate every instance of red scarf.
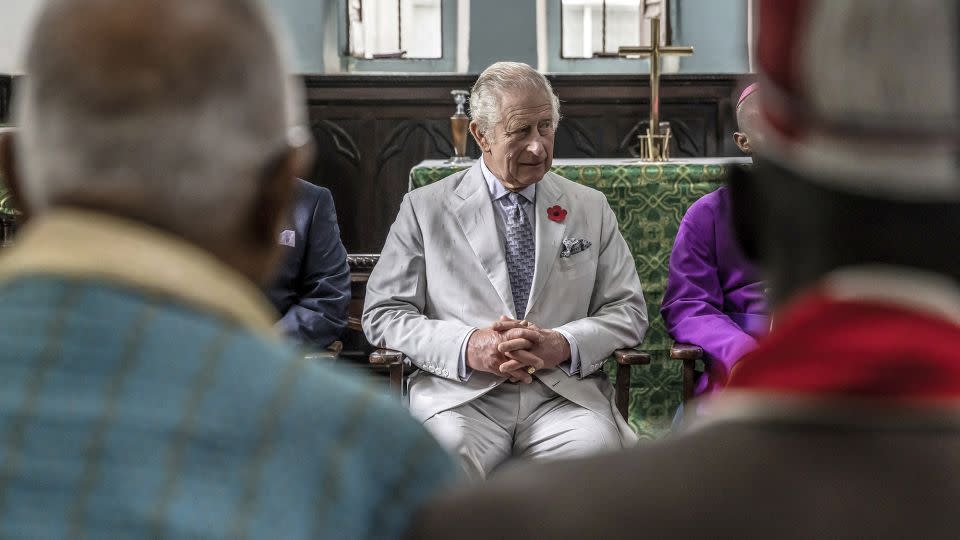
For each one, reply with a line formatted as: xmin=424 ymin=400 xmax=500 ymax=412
xmin=728 ymin=291 xmax=960 ymax=401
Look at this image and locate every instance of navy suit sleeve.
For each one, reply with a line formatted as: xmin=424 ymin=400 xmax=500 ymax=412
xmin=275 ymin=188 xmax=351 ymax=347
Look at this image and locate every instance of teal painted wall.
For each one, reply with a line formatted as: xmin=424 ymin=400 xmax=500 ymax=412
xmin=468 ymin=0 xmax=538 ymax=71
xmin=267 ymin=0 xmax=330 ymax=73
xmin=673 ymin=0 xmax=749 ymax=73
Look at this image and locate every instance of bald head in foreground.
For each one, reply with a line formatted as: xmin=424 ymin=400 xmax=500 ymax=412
xmin=0 ymin=0 xmax=455 ymax=537
xmin=412 ymin=1 xmax=960 ymax=538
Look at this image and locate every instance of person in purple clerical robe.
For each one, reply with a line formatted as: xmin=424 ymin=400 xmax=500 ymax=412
xmin=660 ymin=84 xmax=769 ymax=396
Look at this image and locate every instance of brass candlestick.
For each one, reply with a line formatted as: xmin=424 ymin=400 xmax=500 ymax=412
xmin=638 ymin=121 xmax=672 ymax=162
xmin=447 ymin=90 xmax=472 ymax=164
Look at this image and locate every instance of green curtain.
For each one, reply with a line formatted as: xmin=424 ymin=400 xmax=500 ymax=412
xmin=411 ymin=161 xmax=732 ymax=439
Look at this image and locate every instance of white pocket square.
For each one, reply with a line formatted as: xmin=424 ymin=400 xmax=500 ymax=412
xmin=560 ymin=237 xmax=591 ymax=258
xmin=279 ymin=229 xmax=296 ymax=247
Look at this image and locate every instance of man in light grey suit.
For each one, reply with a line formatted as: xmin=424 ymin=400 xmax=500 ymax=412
xmin=363 ymin=62 xmax=647 ymax=479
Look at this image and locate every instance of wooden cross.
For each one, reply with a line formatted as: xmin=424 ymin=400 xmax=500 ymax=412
xmin=618 ymin=17 xmax=694 ymax=156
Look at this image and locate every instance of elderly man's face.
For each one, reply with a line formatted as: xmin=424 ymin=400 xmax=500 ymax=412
xmin=474 ymin=90 xmax=555 ymax=190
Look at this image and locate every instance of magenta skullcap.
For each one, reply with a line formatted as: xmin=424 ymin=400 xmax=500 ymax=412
xmin=736 ymin=83 xmax=758 ymax=110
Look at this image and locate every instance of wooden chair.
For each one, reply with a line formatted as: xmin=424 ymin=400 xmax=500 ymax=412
xmin=0 ymin=214 xmax=18 ymax=249
xmin=338 ymin=255 xmax=418 ymax=388
xmin=613 ymin=349 xmax=652 ymax=419
xmin=670 ymin=342 xmax=704 ymax=403
xmin=370 ymin=347 xmax=650 ymax=420
xmin=346 ymin=254 xmax=651 ymax=418
xmin=303 ymin=340 xmax=344 ymax=362
xmin=369 ymin=348 xmax=414 ymax=398
xmin=670 ymin=290 xmax=770 ymax=403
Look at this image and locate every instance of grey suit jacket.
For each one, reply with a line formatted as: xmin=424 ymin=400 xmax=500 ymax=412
xmin=362 ymin=163 xmax=648 ymax=444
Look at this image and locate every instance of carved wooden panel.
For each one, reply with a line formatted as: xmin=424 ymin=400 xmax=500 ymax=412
xmin=303 ymin=74 xmax=744 ymax=252
xmin=0 ymin=75 xmax=11 ymax=124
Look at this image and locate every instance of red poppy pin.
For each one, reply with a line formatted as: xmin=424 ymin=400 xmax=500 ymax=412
xmin=547 ymin=205 xmax=568 ymax=223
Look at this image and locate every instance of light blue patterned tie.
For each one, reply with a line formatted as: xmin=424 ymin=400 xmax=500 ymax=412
xmin=501 ymin=192 xmax=535 ymax=318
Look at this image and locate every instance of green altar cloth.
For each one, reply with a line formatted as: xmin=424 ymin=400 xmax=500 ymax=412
xmin=410 ymin=157 xmax=751 ymax=439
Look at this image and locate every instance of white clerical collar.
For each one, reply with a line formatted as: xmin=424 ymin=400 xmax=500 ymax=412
xmin=479 ymin=156 xmax=537 ymax=204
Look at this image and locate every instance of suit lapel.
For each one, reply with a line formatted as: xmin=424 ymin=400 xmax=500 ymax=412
xmin=528 ymin=173 xmax=566 ymax=314
xmin=452 ymin=163 xmax=516 ymax=315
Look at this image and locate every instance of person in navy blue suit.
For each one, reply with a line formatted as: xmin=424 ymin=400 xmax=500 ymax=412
xmin=267 ymin=178 xmax=351 ymax=349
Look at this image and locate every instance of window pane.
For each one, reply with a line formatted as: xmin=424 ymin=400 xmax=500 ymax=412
xmin=348 ymin=0 xmax=442 ymax=59
xmin=591 ymin=4 xmax=604 ymax=53
xmin=561 ymin=4 xmax=585 ymax=58
xmin=402 ymin=0 xmax=442 ymax=59
xmin=562 ymin=0 xmax=663 ymax=59
xmin=562 ymin=0 xmax=603 ymax=58
xmin=348 ymin=0 xmax=365 ymax=57
xmin=606 ymin=4 xmax=641 ymax=51
xmin=370 ymin=0 xmax=401 ymax=57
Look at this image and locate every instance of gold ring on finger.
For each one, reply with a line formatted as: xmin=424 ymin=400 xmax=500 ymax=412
xmin=527 ymin=366 xmax=536 ymax=375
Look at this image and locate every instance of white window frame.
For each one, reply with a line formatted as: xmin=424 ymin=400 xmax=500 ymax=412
xmin=338 ymin=0 xmax=467 ymax=73
xmin=543 ymin=0 xmax=677 ymax=74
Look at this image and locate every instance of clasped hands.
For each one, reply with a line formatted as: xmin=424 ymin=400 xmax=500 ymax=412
xmin=465 ymin=315 xmax=571 ymax=383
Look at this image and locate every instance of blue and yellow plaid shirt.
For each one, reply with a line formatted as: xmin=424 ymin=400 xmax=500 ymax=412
xmin=0 ymin=210 xmax=457 ymax=538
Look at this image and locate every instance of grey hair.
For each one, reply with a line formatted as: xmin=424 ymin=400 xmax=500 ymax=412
xmin=469 ymin=62 xmax=560 ymax=137
xmin=16 ymin=0 xmax=305 ymax=239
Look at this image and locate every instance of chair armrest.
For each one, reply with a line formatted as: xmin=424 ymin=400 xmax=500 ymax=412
xmin=303 ymin=340 xmax=344 ymax=362
xmin=369 ymin=348 xmax=406 ymax=366
xmin=614 ymin=349 xmax=651 ymax=366
xmin=346 ymin=316 xmax=363 ymax=332
xmin=612 ymin=349 xmax=648 ymax=420
xmin=670 ymin=343 xmax=704 ymax=361
xmin=370 ymin=348 xmax=410 ymax=398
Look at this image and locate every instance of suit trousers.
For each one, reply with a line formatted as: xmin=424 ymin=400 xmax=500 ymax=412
xmin=422 ymin=379 xmax=624 ymax=480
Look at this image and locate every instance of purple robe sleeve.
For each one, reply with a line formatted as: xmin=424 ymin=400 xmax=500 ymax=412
xmin=661 ymin=195 xmax=758 ymax=390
